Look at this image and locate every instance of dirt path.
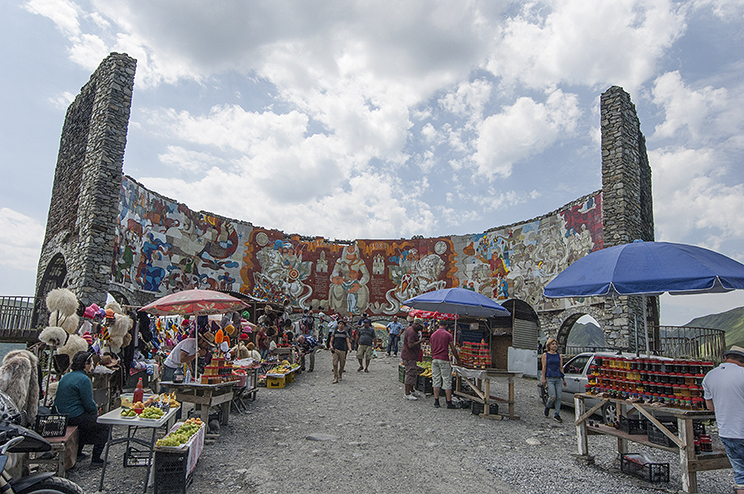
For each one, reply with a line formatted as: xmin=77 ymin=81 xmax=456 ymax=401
xmin=67 ymin=349 xmax=735 ymax=494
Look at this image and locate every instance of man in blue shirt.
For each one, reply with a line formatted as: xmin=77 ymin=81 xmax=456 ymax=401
xmin=297 ymin=335 xmax=319 ymax=372
xmin=386 ymin=316 xmax=403 ymax=357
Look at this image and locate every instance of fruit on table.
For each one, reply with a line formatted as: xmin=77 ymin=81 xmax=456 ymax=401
xmin=140 ymin=406 xmax=165 ymax=419
xmin=156 ymin=418 xmax=204 ymax=447
xmin=121 ymin=408 xmax=137 ymax=417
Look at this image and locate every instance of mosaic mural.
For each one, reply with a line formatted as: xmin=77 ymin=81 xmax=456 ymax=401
xmin=112 ymin=177 xmax=603 ymax=316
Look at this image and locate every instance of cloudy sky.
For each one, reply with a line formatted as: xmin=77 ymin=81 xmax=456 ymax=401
xmin=2 ymin=0 xmax=744 ymax=326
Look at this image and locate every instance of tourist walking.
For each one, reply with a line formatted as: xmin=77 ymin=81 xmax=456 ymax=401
xmin=386 ymin=315 xmax=403 ymax=356
xmin=402 ymin=322 xmax=425 ymax=400
xmin=541 ymin=338 xmax=566 ymax=422
xmin=329 ymin=320 xmax=352 ymax=383
xmin=355 ymin=318 xmax=376 ymax=372
xmin=703 ymin=345 xmax=744 ymax=494
xmin=430 ymin=322 xmax=461 ymax=409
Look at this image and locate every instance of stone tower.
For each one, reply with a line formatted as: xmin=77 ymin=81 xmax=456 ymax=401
xmin=32 ymin=53 xmax=136 ymax=326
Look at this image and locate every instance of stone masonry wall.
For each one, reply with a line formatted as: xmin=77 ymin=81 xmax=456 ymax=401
xmin=32 ymin=53 xmax=136 ymax=326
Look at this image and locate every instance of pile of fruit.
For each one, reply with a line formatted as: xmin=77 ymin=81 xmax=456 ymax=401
xmin=417 ymin=361 xmax=433 ymax=378
xmin=140 ymin=406 xmax=165 ymax=419
xmin=120 ymin=408 xmax=137 ymax=417
xmin=156 ymin=418 xmax=204 ymax=447
xmin=158 ymin=392 xmax=180 ymax=408
xmin=269 ymin=360 xmax=295 ymax=374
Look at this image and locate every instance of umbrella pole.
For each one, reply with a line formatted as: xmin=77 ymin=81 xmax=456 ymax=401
xmin=643 ymin=295 xmax=650 ymax=356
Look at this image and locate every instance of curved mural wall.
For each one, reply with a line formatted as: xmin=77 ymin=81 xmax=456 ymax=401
xmin=113 ymin=175 xmax=603 ymax=317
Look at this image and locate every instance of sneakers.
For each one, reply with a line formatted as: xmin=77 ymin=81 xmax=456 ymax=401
xmin=433 ymin=400 xmax=441 ymax=408
xmin=446 ymin=402 xmax=458 ymax=409
xmin=404 ymin=393 xmax=418 ymax=401
xmin=553 ymin=414 xmax=563 ymax=423
xmin=544 ymin=407 xmax=550 ymax=417
xmin=357 ymin=366 xmax=364 ymax=372
xmin=411 ymin=390 xmax=422 ymax=398
xmin=332 ymin=379 xmax=338 ymax=384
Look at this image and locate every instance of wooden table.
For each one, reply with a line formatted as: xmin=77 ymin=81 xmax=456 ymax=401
xmin=160 ymin=381 xmax=236 ymax=426
xmin=452 ymin=366 xmax=520 ymax=420
xmin=25 ymin=426 xmax=78 ymax=477
xmin=97 ymin=406 xmax=180 ymax=493
xmin=573 ymin=393 xmax=731 ymax=493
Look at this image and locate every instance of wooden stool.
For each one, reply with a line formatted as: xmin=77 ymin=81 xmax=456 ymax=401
xmin=26 ymin=426 xmax=79 ymax=477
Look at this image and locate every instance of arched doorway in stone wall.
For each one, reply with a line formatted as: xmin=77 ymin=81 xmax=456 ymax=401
xmin=31 ymin=253 xmax=68 ymax=328
xmin=555 ymin=307 xmax=612 ymax=354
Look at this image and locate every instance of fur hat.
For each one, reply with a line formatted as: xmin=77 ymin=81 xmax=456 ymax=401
xmin=0 ymin=350 xmax=39 ymax=425
xmin=45 ymin=288 xmax=78 ymax=317
xmin=57 ymin=334 xmax=89 ymax=361
xmin=39 ymin=326 xmax=69 ymax=348
xmin=105 ymin=300 xmax=123 ymax=315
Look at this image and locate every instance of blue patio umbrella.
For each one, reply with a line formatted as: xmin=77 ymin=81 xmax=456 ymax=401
xmin=543 ymin=241 xmax=744 ymax=353
xmin=404 ymin=287 xmax=510 ymax=318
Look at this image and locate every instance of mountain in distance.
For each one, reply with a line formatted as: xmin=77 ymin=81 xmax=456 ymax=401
xmin=685 ymin=306 xmax=744 ymax=350
xmin=566 ymin=320 xmax=606 ymax=348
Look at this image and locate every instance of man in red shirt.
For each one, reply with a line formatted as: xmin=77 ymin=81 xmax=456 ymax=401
xmin=429 ymin=322 xmax=461 ymax=409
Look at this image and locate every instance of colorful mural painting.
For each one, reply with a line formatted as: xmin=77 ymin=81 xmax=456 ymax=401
xmin=111 ymin=177 xmax=603 ymax=316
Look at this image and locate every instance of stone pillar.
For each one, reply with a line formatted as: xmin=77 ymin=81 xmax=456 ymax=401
xmin=600 ymin=86 xmax=658 ymax=349
xmin=32 ymin=53 xmax=136 ymax=326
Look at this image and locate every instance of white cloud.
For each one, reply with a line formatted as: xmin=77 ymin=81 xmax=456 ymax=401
xmin=24 ymin=0 xmax=81 ymax=37
xmin=48 ymin=91 xmax=76 ymax=110
xmin=0 ymin=209 xmax=44 ymax=271
xmin=471 ymin=89 xmax=581 ymax=178
xmin=438 ymin=79 xmax=493 ymax=121
xmin=651 ymin=71 xmax=730 ymax=142
xmin=67 ymin=32 xmax=109 ymax=69
xmin=487 ymin=0 xmax=686 ymax=91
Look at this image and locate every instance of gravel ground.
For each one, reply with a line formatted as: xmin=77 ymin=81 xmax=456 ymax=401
xmin=65 ymin=349 xmax=735 ymax=494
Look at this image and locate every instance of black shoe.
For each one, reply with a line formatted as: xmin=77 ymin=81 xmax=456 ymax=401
xmin=76 ymin=452 xmax=89 ymax=461
xmin=553 ymin=415 xmax=563 ymax=423
xmin=90 ymin=459 xmax=106 ymax=468
xmin=446 ymin=402 xmax=457 ymax=409
xmin=308 ymin=369 xmax=313 ymax=373
xmin=434 ymin=401 xmax=441 ymax=408
xmin=544 ymin=407 xmax=550 ymax=417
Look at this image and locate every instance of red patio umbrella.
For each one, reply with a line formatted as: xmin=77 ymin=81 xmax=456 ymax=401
xmin=139 ymin=289 xmax=248 ymax=316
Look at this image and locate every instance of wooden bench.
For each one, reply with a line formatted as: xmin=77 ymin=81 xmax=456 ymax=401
xmin=26 ymin=426 xmax=79 ymax=477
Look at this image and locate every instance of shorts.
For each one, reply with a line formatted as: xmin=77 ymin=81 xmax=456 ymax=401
xmin=721 ymin=437 xmax=744 ymax=487
xmin=431 ymin=359 xmax=452 ymax=390
xmin=357 ymin=344 xmax=373 ymax=361
xmin=403 ymin=359 xmax=420 ymax=386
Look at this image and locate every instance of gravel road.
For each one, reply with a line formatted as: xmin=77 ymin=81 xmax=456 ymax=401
xmin=66 ymin=349 xmax=736 ymax=494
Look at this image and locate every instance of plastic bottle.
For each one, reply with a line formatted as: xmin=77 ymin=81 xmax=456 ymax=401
xmin=133 ymin=377 xmax=144 ymax=404
xmin=184 ymin=368 xmax=192 ymax=384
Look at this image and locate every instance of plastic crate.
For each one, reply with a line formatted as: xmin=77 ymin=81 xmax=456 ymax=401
xmin=35 ymin=414 xmax=68 ymax=438
xmin=154 ymin=450 xmax=193 ymax=494
xmin=398 ymin=364 xmax=405 ymax=383
xmin=647 ymin=421 xmax=678 ymax=448
xmin=285 ymin=372 xmax=295 ymax=383
xmin=266 ymin=376 xmax=285 ymax=388
xmin=471 ymin=401 xmax=499 ymax=415
xmin=692 ymin=420 xmax=705 ymax=438
xmin=619 ymin=415 xmax=647 ymax=435
xmin=125 ymin=446 xmax=153 ymax=467
xmin=621 ymin=454 xmax=670 ymax=483
xmin=416 ymin=376 xmax=433 ymax=394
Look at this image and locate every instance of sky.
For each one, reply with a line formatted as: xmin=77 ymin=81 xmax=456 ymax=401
xmin=2 ymin=0 xmax=744 ymax=327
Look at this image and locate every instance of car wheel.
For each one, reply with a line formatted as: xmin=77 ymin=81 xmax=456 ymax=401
xmin=602 ymin=402 xmax=618 ymax=426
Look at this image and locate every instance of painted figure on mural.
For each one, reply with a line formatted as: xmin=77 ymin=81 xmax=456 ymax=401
xmin=330 ymin=243 xmax=370 ymax=315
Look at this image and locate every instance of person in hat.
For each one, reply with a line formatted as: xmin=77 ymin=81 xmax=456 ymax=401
xmin=703 ymin=345 xmax=744 ymax=494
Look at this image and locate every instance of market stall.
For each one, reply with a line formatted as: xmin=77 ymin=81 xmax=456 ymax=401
xmin=452 ymin=365 xmax=520 ymax=420
xmin=160 ymin=380 xmax=236 ymax=426
xmin=96 ymin=399 xmax=181 ymax=493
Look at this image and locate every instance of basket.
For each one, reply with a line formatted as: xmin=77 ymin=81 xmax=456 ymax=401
xmin=619 ymin=415 xmax=647 ymax=435
xmin=647 ymin=421 xmax=678 ymax=448
xmin=621 ymin=454 xmax=669 ymax=483
xmin=154 ymin=450 xmax=193 ymax=494
xmin=416 ymin=376 xmax=433 ymax=394
xmin=34 ymin=414 xmax=68 ymax=438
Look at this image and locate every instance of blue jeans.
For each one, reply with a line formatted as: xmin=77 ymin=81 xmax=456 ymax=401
xmin=545 ymin=377 xmax=562 ymax=415
xmin=721 ymin=437 xmax=744 ymax=487
xmin=387 ymin=334 xmax=400 ymax=355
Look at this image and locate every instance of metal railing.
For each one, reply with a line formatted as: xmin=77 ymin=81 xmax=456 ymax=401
xmin=654 ymin=325 xmax=727 ymax=362
xmin=0 ymin=296 xmax=34 ymax=330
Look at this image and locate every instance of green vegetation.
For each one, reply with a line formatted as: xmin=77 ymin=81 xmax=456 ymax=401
xmin=686 ymin=307 xmax=744 ymax=349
